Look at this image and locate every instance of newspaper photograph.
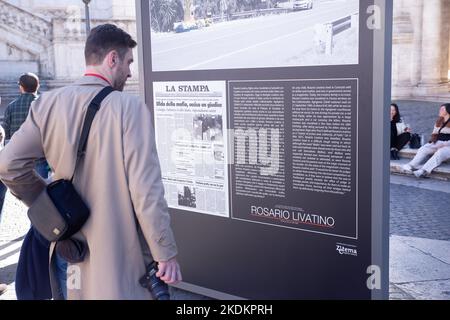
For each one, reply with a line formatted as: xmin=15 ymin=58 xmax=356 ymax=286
xmin=150 ymin=0 xmax=359 ymax=71
xmin=153 ymin=81 xmax=229 ymax=217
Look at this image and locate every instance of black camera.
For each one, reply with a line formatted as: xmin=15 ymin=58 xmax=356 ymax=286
xmin=139 ymin=261 xmax=170 ymax=300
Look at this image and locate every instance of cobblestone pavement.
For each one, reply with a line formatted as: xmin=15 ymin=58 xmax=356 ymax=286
xmin=390 ymin=183 xmax=450 ymax=241
xmin=390 ymin=99 xmax=450 ymax=244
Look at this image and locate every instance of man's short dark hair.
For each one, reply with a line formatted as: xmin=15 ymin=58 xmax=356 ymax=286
xmin=19 ymin=73 xmax=39 ymax=93
xmin=85 ymin=24 xmax=137 ymax=65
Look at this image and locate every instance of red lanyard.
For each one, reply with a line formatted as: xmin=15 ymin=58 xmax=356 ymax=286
xmin=84 ymin=73 xmax=112 ymax=86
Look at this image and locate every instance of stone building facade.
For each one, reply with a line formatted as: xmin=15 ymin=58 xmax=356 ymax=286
xmin=0 ymin=0 xmax=138 ymax=111
xmin=1 ymin=0 xmax=137 ymax=79
xmin=392 ymin=0 xmax=450 ymax=100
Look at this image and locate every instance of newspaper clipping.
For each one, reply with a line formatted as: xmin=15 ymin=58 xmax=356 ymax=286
xmin=153 ymin=81 xmax=229 ymax=217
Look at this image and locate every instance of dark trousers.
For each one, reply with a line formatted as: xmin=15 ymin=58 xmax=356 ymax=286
xmin=391 ymin=132 xmax=411 ymax=150
xmin=0 ymin=182 xmax=6 ymax=222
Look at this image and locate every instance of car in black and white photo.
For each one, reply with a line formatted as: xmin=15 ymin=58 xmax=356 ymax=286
xmin=293 ymin=0 xmax=313 ymax=11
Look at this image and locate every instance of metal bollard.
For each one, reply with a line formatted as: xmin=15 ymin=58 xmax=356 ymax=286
xmin=325 ymin=23 xmax=333 ymax=55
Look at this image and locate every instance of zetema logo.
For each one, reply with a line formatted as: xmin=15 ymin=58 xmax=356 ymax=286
xmin=336 ymin=243 xmax=358 ymax=256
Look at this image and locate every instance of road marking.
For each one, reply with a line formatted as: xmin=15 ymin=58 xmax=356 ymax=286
xmin=153 ymin=13 xmax=319 ymax=55
xmin=153 ymin=2 xmax=357 ymax=55
xmin=152 ymin=7 xmax=319 ymax=46
xmin=181 ymin=26 xmax=314 ymax=70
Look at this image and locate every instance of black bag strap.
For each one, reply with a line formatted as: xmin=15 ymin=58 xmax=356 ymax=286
xmin=70 ymin=86 xmax=115 ymax=182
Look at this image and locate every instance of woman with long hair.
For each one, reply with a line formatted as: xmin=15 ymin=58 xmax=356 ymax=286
xmin=402 ymin=104 xmax=450 ymax=178
xmin=390 ymin=103 xmax=411 ymax=160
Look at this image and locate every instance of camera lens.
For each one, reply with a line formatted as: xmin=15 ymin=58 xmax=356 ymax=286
xmin=149 ymin=277 xmax=170 ymax=300
xmin=140 ymin=262 xmax=170 ymax=300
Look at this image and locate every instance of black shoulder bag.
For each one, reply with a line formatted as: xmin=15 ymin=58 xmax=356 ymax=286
xmin=28 ymin=86 xmax=115 ymax=242
xmin=409 ymin=133 xmax=421 ymax=149
xmin=437 ymin=118 xmax=450 ymax=141
xmin=430 ymin=118 xmax=450 ymax=144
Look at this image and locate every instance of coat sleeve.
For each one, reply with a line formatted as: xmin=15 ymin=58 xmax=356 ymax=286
xmin=0 ymin=98 xmax=46 ymax=206
xmin=122 ymin=97 xmax=178 ymax=262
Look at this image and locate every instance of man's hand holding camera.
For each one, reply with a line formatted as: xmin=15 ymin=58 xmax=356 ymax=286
xmin=156 ymin=257 xmax=182 ymax=284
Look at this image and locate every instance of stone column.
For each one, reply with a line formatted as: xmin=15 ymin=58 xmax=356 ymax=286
xmin=51 ymin=17 xmax=86 ymax=80
xmin=448 ymin=26 xmax=450 ymax=77
xmin=392 ymin=0 xmax=414 ymax=99
xmin=417 ymin=0 xmax=448 ymax=92
xmin=111 ymin=0 xmax=135 ymax=19
xmin=441 ymin=0 xmax=450 ymax=83
xmin=410 ymin=0 xmax=423 ymax=87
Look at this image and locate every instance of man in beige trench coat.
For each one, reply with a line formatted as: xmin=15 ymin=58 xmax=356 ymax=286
xmin=0 ymin=24 xmax=182 ymax=299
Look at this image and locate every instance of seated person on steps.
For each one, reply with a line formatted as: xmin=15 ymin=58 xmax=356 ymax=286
xmin=402 ymin=104 xmax=450 ymax=178
xmin=390 ymin=103 xmax=411 ymax=160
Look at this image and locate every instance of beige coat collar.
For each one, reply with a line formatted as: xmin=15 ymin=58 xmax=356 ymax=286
xmin=74 ymin=75 xmax=111 ymax=87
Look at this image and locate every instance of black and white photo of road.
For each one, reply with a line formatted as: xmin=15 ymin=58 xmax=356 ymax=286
xmin=150 ymin=0 xmax=359 ymax=71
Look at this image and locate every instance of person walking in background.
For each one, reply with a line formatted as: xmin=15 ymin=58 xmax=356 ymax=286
xmin=3 ymin=73 xmax=39 ymax=141
xmin=390 ymin=103 xmax=411 ymax=160
xmin=402 ymin=104 xmax=450 ymax=178
xmin=0 ymin=73 xmax=63 ymax=300
xmin=2 ymin=73 xmax=49 ymax=178
xmin=0 ymin=24 xmax=181 ymax=299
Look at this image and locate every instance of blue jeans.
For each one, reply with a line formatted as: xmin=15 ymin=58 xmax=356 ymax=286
xmin=0 ymin=181 xmax=6 ymax=223
xmin=35 ymin=160 xmax=49 ymax=180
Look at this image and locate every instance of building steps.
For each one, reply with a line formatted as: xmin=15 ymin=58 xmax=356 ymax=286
xmin=391 ymin=148 xmax=450 ymax=181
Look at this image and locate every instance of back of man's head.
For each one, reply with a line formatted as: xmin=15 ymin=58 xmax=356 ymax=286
xmin=85 ymin=24 xmax=137 ymax=66
xmin=19 ymin=73 xmax=39 ymax=93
